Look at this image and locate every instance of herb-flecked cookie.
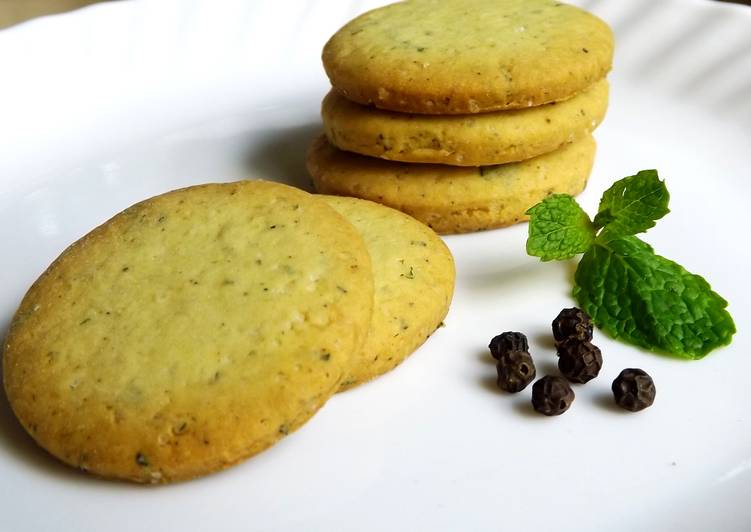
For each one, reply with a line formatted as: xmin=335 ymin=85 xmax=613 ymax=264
xmin=320 ymin=196 xmax=455 ymax=390
xmin=3 ymin=180 xmax=374 ymax=483
xmin=322 ymin=79 xmax=608 ymax=166
xmin=308 ymin=135 xmax=596 ymax=234
xmin=322 ymin=0 xmax=613 ymax=114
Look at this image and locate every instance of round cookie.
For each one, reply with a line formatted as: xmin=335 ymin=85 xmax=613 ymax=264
xmin=319 ymin=196 xmax=455 ymax=390
xmin=322 ymin=0 xmax=613 ymax=114
xmin=3 ymin=180 xmax=374 ymax=483
xmin=322 ymin=79 xmax=608 ymax=166
xmin=307 ymin=135 xmax=596 ymax=234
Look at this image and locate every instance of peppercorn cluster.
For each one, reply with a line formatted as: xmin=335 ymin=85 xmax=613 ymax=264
xmin=553 ymin=308 xmax=602 ymax=384
xmin=489 ymin=332 xmax=535 ymax=393
xmin=486 ymin=307 xmax=656 ymax=416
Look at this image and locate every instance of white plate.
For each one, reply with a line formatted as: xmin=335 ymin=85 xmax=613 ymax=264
xmin=1 ymin=1 xmax=750 ymax=531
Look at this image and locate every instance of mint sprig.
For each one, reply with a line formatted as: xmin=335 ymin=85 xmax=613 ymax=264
xmin=526 ymin=170 xmax=735 ymax=359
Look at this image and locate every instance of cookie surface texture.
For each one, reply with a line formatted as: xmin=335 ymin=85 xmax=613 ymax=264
xmin=308 ymin=135 xmax=596 ymax=234
xmin=3 ymin=180 xmax=374 ymax=482
xmin=322 ymin=80 xmax=608 ymax=166
xmin=320 ymin=196 xmax=455 ymax=390
xmin=322 ymin=0 xmax=613 ymax=114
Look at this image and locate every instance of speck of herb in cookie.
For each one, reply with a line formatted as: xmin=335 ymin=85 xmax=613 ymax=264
xmin=135 ymin=452 xmax=149 ymax=467
xmin=401 ymin=266 xmax=415 ymax=279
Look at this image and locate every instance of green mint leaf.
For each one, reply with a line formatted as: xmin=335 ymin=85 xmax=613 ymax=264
xmin=573 ymin=235 xmax=736 ymax=359
xmin=526 ymin=194 xmax=596 ymax=261
xmin=593 ymin=170 xmax=670 ymax=241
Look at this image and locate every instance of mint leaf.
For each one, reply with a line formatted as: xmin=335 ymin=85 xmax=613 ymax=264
xmin=526 ymin=194 xmax=596 ymax=261
xmin=573 ymin=236 xmax=735 ymax=359
xmin=593 ymin=170 xmax=670 ymax=241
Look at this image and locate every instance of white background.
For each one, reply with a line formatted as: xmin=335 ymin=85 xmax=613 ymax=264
xmin=0 ymin=1 xmax=750 ymax=531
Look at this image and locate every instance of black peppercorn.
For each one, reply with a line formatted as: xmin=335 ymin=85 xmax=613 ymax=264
xmin=557 ymin=338 xmax=602 ymax=383
xmin=488 ymin=331 xmax=528 ymax=361
xmin=612 ymin=368 xmax=656 ymax=411
xmin=496 ymin=350 xmax=536 ymax=393
xmin=551 ymin=307 xmax=593 ymax=345
xmin=531 ymin=375 xmax=575 ymax=416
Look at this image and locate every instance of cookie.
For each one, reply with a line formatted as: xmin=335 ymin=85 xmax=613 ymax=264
xmin=322 ymin=0 xmax=613 ymax=114
xmin=308 ymin=134 xmax=596 ymax=234
xmin=320 ymin=196 xmax=455 ymax=390
xmin=322 ymin=79 xmax=608 ymax=166
xmin=3 ymin=180 xmax=374 ymax=482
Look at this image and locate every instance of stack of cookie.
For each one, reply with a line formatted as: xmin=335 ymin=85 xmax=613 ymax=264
xmin=307 ymin=0 xmax=614 ymax=234
xmin=4 ymin=181 xmax=455 ymax=482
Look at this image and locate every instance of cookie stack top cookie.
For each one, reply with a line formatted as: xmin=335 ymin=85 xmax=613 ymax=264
xmin=323 ymin=0 xmax=613 ymax=114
